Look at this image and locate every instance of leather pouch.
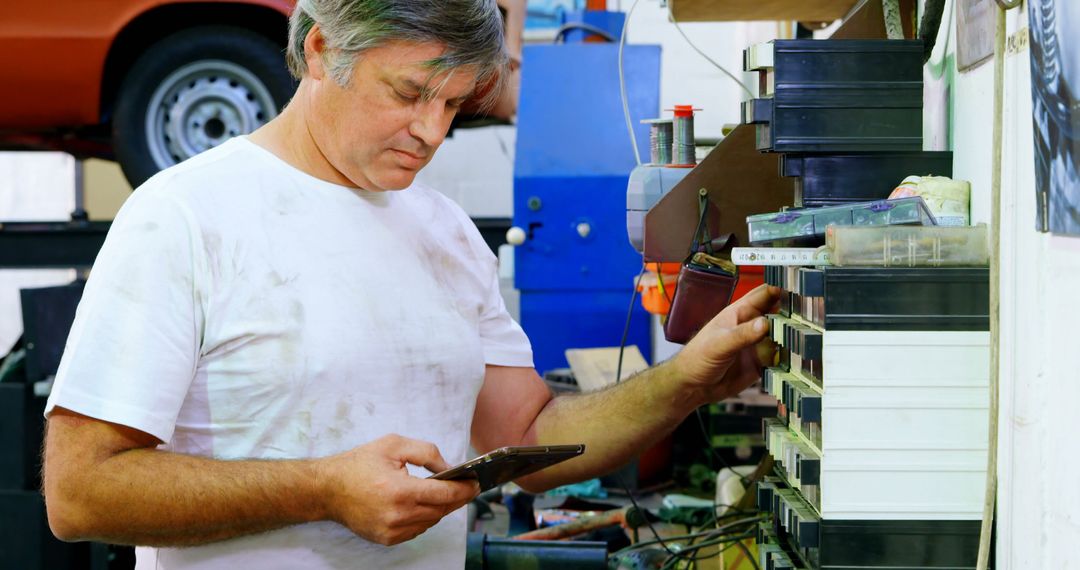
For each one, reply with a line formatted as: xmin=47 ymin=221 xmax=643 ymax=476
xmin=664 ymin=191 xmax=739 ymax=344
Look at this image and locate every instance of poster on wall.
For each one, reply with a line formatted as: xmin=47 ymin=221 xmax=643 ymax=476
xmin=957 ymin=0 xmax=994 ymax=71
xmin=1029 ymin=0 xmax=1080 ymax=235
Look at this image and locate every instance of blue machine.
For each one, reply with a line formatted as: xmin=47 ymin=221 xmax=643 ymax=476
xmin=560 ymin=10 xmax=627 ymax=42
xmin=512 ymin=31 xmax=661 ymax=375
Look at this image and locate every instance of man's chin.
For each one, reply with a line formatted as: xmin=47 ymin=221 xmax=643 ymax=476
xmin=368 ymin=169 xmax=419 ymax=192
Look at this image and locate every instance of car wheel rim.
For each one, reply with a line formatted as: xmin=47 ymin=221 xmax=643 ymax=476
xmin=145 ymin=60 xmax=278 ymax=170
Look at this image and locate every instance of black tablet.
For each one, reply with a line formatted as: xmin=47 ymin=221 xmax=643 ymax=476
xmin=428 ymin=444 xmax=585 ymax=492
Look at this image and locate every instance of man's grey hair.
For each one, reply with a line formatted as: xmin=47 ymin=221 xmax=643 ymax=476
xmin=286 ymin=0 xmax=508 ymax=107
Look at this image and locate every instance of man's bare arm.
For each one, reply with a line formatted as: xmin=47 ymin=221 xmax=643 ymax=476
xmin=471 ymin=285 xmax=780 ymax=492
xmin=44 ymin=407 xmax=477 ymax=547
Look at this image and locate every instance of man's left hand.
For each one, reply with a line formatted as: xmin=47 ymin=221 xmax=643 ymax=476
xmin=672 ymin=284 xmax=781 ymax=403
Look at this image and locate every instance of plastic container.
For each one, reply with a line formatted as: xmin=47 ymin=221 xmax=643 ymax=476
xmin=746 ymin=196 xmax=937 ymax=245
xmin=637 ymin=262 xmax=680 ymax=315
xmin=826 ymin=224 xmax=989 ymax=267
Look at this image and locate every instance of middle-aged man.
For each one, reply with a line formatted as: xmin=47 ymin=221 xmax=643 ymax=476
xmin=41 ymin=1 xmax=779 ymax=568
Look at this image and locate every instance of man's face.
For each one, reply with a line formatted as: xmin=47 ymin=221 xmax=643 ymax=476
xmin=306 ymin=40 xmax=478 ymax=191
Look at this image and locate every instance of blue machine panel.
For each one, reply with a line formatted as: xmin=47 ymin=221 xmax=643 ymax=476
xmin=513 ymin=43 xmax=661 ymax=374
xmin=515 ymin=44 xmax=659 ymax=179
xmin=521 ymin=290 xmax=652 ymax=377
xmin=514 ymin=176 xmax=641 ymax=291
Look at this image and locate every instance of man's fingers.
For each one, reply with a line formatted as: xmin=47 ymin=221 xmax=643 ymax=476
xmin=390 ymin=436 xmax=451 ymax=473
xmin=412 ymin=478 xmax=479 ymax=507
xmin=756 ymin=336 xmax=777 ymax=368
xmin=733 ymin=296 xmax=781 ymax=324
xmin=705 ymin=316 xmax=770 ymax=357
xmin=393 ymin=504 xmax=450 ymax=526
xmin=725 ymin=284 xmax=781 ymax=323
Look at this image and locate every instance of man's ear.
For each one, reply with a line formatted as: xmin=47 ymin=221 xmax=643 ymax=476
xmin=304 ymin=23 xmax=328 ymax=81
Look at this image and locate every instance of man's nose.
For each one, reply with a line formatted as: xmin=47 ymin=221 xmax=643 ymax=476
xmin=409 ymin=101 xmax=452 ymax=150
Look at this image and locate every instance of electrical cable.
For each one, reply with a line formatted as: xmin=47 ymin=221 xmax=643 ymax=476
xmin=678 ymin=533 xmax=755 ymax=558
xmin=613 ymin=473 xmax=763 ymax=565
xmin=684 ymin=517 xmax=758 ymax=548
xmin=618 ymin=0 xmax=643 ymax=166
xmin=657 ymin=268 xmax=673 ymax=305
xmin=613 ymin=473 xmax=694 ymax=561
xmin=616 ymin=522 xmax=760 ymax=556
xmin=620 ymin=0 xmax=755 ymax=164
xmin=659 ymin=531 xmax=759 ymax=568
xmin=616 ymin=265 xmax=647 ymax=384
xmin=735 ymin=539 xmax=762 ymax=570
xmin=553 ymin=22 xmax=617 ymax=43
xmin=694 ymin=407 xmax=751 ymax=488
xmin=666 ymin=1 xmax=754 ymax=99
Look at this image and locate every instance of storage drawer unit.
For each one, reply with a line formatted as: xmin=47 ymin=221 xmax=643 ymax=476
xmin=780 ymin=152 xmax=954 ymax=208
xmin=756 ymin=265 xmax=988 ymax=569
xmin=742 ymin=40 xmax=925 ymax=153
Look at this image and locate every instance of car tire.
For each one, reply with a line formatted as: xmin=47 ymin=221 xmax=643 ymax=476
xmin=111 ymin=26 xmax=296 ymax=188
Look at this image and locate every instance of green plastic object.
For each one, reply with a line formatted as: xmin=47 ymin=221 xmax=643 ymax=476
xmin=0 ymin=349 xmax=26 ymax=383
xmin=547 ymin=478 xmax=608 ymax=499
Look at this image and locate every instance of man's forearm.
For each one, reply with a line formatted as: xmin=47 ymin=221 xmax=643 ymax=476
xmin=48 ymin=448 xmax=323 ymax=547
xmin=517 ymin=360 xmax=703 ymax=491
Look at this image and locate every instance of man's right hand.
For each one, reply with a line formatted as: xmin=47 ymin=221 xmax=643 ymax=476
xmin=316 ymin=434 xmax=479 ymax=546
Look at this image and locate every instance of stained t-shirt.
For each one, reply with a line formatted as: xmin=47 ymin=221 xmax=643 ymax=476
xmin=45 ymin=137 xmax=534 ymax=569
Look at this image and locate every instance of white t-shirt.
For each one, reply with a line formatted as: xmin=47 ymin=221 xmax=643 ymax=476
xmin=45 ymin=137 xmax=534 ymax=569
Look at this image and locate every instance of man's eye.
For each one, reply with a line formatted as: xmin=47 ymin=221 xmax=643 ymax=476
xmin=395 ymin=90 xmax=419 ymax=103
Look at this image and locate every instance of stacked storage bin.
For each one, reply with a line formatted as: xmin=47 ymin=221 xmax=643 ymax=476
xmin=740 ymin=40 xmax=988 ymax=569
xmin=758 ymin=267 xmax=988 ymax=569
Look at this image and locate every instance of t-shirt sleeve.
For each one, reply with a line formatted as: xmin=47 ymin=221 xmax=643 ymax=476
xmin=442 ymin=201 xmax=534 ymax=368
xmin=45 ymin=184 xmax=206 ymax=443
xmin=477 ymin=261 xmax=534 ymax=368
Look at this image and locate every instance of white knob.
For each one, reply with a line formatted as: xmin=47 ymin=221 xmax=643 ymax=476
xmin=576 ymin=222 xmax=591 ymax=238
xmin=506 ymin=226 xmax=527 ymax=246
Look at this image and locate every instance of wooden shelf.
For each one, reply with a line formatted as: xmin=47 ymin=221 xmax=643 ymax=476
xmin=670 ymin=0 xmax=860 ymax=22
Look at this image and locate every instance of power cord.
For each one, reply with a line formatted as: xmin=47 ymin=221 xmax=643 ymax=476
xmin=660 ymin=533 xmax=759 ymax=569
xmin=613 ymin=472 xmax=764 ymax=566
xmin=666 ymin=1 xmax=754 ymax=99
xmin=612 ymin=513 xmax=760 ymax=556
xmin=613 ymin=473 xmax=691 ymax=561
xmin=736 ymin=540 xmax=762 ymax=570
xmin=616 ymin=265 xmax=647 ymax=384
xmin=554 ymin=22 xmax=617 ymax=43
xmin=618 ymin=0 xmax=644 ymax=166
xmin=694 ymin=407 xmax=752 ymax=488
xmin=620 ymin=0 xmax=756 ymax=167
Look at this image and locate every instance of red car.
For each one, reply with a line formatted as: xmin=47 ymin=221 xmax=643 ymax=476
xmin=0 ymin=0 xmax=521 ymax=187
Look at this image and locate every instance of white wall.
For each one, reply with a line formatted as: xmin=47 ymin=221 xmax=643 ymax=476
xmin=948 ymin=6 xmax=1080 ymax=568
xmin=0 ymin=152 xmax=78 ymax=354
xmin=415 ymin=126 xmax=517 ymax=218
xmin=622 ymin=0 xmax=779 ymax=139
